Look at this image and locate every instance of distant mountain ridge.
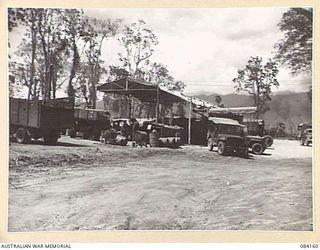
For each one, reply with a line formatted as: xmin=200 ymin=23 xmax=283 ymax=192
xmin=196 ymin=92 xmax=312 ymax=131
xmin=96 ymin=91 xmax=312 ymax=134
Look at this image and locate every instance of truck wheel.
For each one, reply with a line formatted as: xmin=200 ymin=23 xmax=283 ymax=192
xmin=93 ymin=133 xmax=101 ymax=141
xmin=263 ymin=135 xmax=273 ymax=147
xmin=251 ymin=142 xmax=264 ymax=155
xmin=43 ymin=135 xmax=59 ymax=145
xmin=217 ymin=141 xmax=226 ymax=155
xmin=69 ymin=129 xmax=76 ymax=138
xmin=16 ymin=128 xmax=30 ymax=144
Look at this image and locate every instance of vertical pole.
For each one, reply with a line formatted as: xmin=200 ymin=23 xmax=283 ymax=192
xmin=17 ymin=98 xmax=20 ymax=124
xmin=131 ymin=94 xmax=134 ymax=119
xmin=188 ymin=97 xmax=192 ymax=145
xmin=26 ymin=85 xmax=31 ymax=127
xmin=125 ymin=77 xmax=128 ymax=90
xmin=169 ymin=106 xmax=174 ymax=126
xmin=126 ymin=78 xmax=130 ymax=118
xmin=128 ymin=94 xmax=132 ymax=118
xmin=156 ymin=86 xmax=160 ymax=122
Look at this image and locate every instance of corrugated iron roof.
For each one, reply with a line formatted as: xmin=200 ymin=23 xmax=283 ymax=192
xmin=98 ymin=77 xmax=184 ymax=104
xmin=97 ymin=77 xmax=214 ymax=107
xmin=209 ymin=106 xmax=257 ymax=114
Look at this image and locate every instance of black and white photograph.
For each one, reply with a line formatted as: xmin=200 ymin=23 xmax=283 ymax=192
xmin=7 ymin=7 xmax=313 ymax=232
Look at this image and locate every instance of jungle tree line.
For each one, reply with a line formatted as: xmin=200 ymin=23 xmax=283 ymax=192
xmin=8 ymin=8 xmax=185 ymax=108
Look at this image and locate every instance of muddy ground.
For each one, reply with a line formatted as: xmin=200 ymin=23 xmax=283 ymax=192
xmin=8 ymin=137 xmax=313 ymax=231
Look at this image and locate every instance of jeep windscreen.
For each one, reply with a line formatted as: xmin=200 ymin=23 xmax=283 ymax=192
xmin=218 ymin=124 xmax=244 ymax=136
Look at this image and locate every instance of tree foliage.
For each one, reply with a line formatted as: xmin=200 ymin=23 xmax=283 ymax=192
xmin=8 ymin=9 xmax=185 ymax=107
xmin=274 ymin=8 xmax=313 ymax=76
xmin=77 ymin=16 xmax=121 ymax=108
xmin=113 ymin=20 xmax=185 ymax=92
xmin=233 ymin=56 xmax=279 ymax=116
xmin=144 ymin=62 xmax=186 ymax=91
xmin=9 ymin=8 xmax=80 ymax=100
xmin=8 ymin=8 xmax=121 ymax=106
xmin=62 ymin=9 xmax=84 ymax=98
xmin=215 ymin=95 xmax=224 ymax=108
xmin=37 ymin=9 xmax=72 ymax=99
xmin=8 ymin=8 xmax=28 ymax=32
xmin=118 ymin=19 xmax=158 ymax=78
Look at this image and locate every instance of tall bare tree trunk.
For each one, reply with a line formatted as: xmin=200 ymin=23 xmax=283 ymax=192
xmin=29 ymin=10 xmax=37 ymax=100
xmin=38 ymin=10 xmax=51 ymax=100
xmin=51 ymin=63 xmax=56 ymax=99
xmin=68 ymin=37 xmax=79 ymax=98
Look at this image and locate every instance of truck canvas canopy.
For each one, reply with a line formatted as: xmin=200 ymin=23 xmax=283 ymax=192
xmin=208 ymin=117 xmax=243 ymax=126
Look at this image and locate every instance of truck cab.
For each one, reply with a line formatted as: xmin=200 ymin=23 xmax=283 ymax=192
xmin=301 ymin=128 xmax=312 ymax=146
xmin=298 ymin=123 xmax=312 ymax=146
xmin=70 ymin=108 xmax=111 ymax=140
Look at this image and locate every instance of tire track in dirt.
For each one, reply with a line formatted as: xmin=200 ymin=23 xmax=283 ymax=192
xmin=8 ymin=139 xmax=312 ymax=231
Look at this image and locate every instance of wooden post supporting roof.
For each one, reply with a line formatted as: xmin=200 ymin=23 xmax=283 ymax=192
xmin=188 ymin=97 xmax=192 ymax=145
xmin=156 ymin=85 xmax=160 ymax=122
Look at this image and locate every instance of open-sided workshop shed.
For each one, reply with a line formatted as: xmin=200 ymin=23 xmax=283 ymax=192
xmin=97 ymin=77 xmax=214 ymax=144
xmin=98 ymin=77 xmax=189 ymax=119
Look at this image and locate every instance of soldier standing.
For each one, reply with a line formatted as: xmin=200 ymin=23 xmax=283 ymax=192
xmin=207 ymin=123 xmax=218 ymax=151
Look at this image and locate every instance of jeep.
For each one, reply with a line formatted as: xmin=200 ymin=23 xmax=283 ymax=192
xmin=207 ymin=117 xmax=248 ymax=157
xmin=245 ymin=134 xmax=267 ymax=155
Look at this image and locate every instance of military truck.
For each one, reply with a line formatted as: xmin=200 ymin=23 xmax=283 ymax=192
xmin=207 ymin=117 xmax=248 ymax=157
xmin=69 ymin=108 xmax=111 ymax=141
xmin=10 ymin=97 xmax=74 ymax=144
xmin=298 ymin=123 xmax=312 ymax=146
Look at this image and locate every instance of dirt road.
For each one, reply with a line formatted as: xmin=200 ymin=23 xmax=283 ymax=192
xmin=8 ymin=137 xmax=313 ymax=231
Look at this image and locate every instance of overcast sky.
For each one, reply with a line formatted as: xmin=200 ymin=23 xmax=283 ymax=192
xmin=84 ymin=8 xmax=312 ymax=95
xmin=9 ymin=7 xmax=312 ymax=96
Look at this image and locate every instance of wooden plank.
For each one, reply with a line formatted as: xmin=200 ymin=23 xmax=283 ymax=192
xmin=27 ymin=101 xmax=40 ymax=127
xmin=9 ymin=98 xmax=19 ymax=125
xmin=10 ymin=98 xmax=74 ymax=129
xmin=10 ymin=98 xmax=41 ymax=128
xmin=18 ymin=100 xmax=28 ymax=126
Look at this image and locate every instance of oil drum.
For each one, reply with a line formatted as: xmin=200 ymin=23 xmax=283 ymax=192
xmin=149 ymin=130 xmax=160 ymax=147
